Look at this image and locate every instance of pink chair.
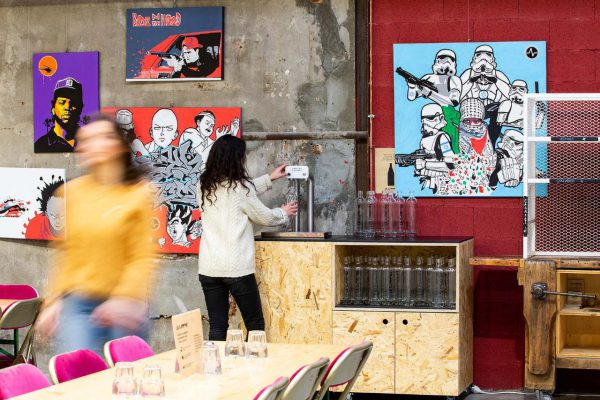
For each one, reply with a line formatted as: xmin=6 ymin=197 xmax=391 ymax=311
xmin=282 ymin=357 xmax=329 ymax=400
xmin=103 ymin=335 xmax=154 ymax=367
xmin=0 ymin=285 xmax=41 ymax=361
xmin=48 ymin=349 xmax=108 ymax=384
xmin=314 ymin=342 xmax=373 ymax=400
xmin=253 ymin=376 xmax=290 ymax=400
xmin=0 ymin=363 xmax=50 ymax=399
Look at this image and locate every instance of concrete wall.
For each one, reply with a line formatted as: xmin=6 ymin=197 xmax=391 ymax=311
xmin=0 ymin=0 xmax=356 ymax=371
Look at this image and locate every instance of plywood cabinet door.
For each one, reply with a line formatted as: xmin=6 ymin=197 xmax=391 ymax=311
xmin=255 ymin=241 xmax=333 ymax=344
xmin=332 ymin=311 xmax=395 ymax=394
xmin=395 ymin=312 xmax=460 ymax=396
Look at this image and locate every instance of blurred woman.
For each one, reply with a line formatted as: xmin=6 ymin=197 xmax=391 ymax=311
xmin=37 ymin=114 xmax=157 ymax=355
xmin=198 ymin=135 xmax=297 ymax=340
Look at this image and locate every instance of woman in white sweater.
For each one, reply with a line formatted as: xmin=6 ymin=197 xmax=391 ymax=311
xmin=198 ymin=135 xmax=297 ymax=340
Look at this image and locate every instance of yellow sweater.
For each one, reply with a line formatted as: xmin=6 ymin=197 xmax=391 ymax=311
xmin=47 ymin=176 xmax=157 ymax=302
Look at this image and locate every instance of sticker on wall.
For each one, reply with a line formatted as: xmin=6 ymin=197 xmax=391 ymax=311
xmin=393 ymin=41 xmax=546 ymax=197
xmin=0 ymin=168 xmax=66 ymax=240
xmin=33 ymin=52 xmax=100 ymax=153
xmin=103 ymin=107 xmax=241 ymax=254
xmin=126 ymin=7 xmax=224 ymax=81
xmin=374 ymin=148 xmax=396 ymax=194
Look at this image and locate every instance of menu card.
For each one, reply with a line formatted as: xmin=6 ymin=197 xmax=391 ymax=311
xmin=171 ymin=309 xmax=204 ymax=377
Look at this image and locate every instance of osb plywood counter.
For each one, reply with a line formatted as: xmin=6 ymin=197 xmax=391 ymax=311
xmin=246 ymin=235 xmax=474 ymax=397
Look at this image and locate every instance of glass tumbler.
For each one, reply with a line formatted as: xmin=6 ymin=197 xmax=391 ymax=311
xmin=224 ymin=329 xmax=246 ymax=357
xmin=139 ymin=365 xmax=165 ymax=398
xmin=247 ymin=331 xmax=268 ymax=358
xmin=112 ymin=362 xmax=137 ymax=398
xmin=200 ymin=341 xmax=222 ymax=375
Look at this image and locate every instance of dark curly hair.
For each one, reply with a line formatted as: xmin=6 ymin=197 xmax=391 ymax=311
xmin=38 ymin=175 xmax=64 ymax=213
xmin=79 ymin=113 xmax=147 ymax=185
xmin=200 ymin=135 xmax=254 ymax=210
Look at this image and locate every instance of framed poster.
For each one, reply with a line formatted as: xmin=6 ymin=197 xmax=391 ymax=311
xmin=126 ymin=7 xmax=224 ymax=81
xmin=374 ymin=148 xmax=396 ymax=194
xmin=103 ymin=107 xmax=241 ymax=254
xmin=393 ymin=41 xmax=546 ymax=196
xmin=0 ymin=168 xmax=65 ymax=240
xmin=33 ymin=52 xmax=99 ymax=153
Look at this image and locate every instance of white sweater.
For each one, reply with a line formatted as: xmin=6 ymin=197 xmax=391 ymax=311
xmin=198 ymin=175 xmax=288 ymax=277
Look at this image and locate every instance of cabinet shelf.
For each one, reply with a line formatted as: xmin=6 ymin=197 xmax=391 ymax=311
xmin=334 ymin=305 xmax=456 ymax=313
xmin=558 ymin=346 xmax=600 ymax=359
xmin=559 ymin=304 xmax=600 ymax=317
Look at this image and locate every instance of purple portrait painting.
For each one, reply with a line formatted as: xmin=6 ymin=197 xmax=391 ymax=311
xmin=33 ymin=52 xmax=99 ymax=153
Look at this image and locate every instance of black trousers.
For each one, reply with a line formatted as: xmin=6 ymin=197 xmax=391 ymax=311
xmin=198 ymin=273 xmax=265 ymax=341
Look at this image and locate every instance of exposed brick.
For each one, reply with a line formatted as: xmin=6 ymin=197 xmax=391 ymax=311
xmin=474 ymin=238 xmax=522 ymax=256
xmin=473 ymin=19 xmax=549 ymax=42
xmin=547 ymin=50 xmax=595 ymax=82
xmin=550 ymin=20 xmax=600 ymax=50
xmin=417 ymin=206 xmax=474 ymax=236
xmin=372 ymin=0 xmax=444 ymax=23
xmin=473 ymin=207 xmax=522 ymax=239
xmin=518 ymin=0 xmax=595 ymax=20
xmin=371 ymin=53 xmax=394 ymax=87
xmin=445 ymin=198 xmax=523 ymax=209
xmin=394 ymin=21 xmax=470 ymax=43
xmin=547 ymin=81 xmax=600 ymax=92
xmin=443 ymin=0 xmax=468 ymax=20
xmin=469 ymin=0 xmax=519 ymax=19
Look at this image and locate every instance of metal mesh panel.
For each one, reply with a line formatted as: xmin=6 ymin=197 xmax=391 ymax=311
xmin=533 ymin=143 xmax=600 ymax=179
xmin=535 ymin=100 xmax=600 ymax=137
xmin=530 ymin=183 xmax=600 ymax=254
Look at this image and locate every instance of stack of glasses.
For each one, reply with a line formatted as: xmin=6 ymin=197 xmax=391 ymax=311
xmin=340 ymin=255 xmax=456 ymax=309
xmin=354 ymin=189 xmax=418 ymax=238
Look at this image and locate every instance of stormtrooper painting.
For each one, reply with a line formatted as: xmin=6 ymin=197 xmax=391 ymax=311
xmin=394 ymin=41 xmax=546 ymax=196
xmin=103 ymin=107 xmax=241 ymax=253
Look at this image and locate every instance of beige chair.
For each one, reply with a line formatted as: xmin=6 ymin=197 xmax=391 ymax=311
xmin=282 ymin=357 xmax=329 ymax=400
xmin=254 ymin=376 xmax=290 ymax=400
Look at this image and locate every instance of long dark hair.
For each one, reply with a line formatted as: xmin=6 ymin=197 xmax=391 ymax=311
xmin=200 ymin=135 xmax=254 ymax=210
xmin=80 ymin=113 xmax=147 ymax=185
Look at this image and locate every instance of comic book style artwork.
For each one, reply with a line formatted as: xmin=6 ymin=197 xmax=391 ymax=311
xmin=393 ymin=41 xmax=546 ymax=197
xmin=126 ymin=7 xmax=223 ymax=81
xmin=0 ymin=168 xmax=66 ymax=241
xmin=33 ymin=52 xmax=100 ymax=153
xmin=103 ymin=107 xmax=241 ymax=254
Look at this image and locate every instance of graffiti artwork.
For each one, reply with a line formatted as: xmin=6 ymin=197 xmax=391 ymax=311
xmin=103 ymin=107 xmax=241 ymax=254
xmin=0 ymin=168 xmax=65 ymax=240
xmin=393 ymin=41 xmax=546 ymax=196
xmin=33 ymin=52 xmax=99 ymax=153
xmin=126 ymin=7 xmax=223 ymax=81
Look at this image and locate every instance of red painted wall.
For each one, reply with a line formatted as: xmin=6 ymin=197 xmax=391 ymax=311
xmin=371 ymin=0 xmax=600 ymax=389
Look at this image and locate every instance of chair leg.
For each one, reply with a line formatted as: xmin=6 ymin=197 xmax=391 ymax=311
xmin=13 ymin=329 xmax=19 ymax=356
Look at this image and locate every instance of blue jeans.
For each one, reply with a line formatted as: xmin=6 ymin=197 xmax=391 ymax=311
xmin=56 ymin=295 xmax=149 ymax=356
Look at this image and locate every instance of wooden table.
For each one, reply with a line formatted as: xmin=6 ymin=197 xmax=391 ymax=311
xmin=0 ymin=299 xmax=15 ymax=314
xmin=14 ymin=342 xmax=345 ymax=399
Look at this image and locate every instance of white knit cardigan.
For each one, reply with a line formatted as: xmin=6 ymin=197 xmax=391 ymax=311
xmin=197 ymin=175 xmax=288 ymax=277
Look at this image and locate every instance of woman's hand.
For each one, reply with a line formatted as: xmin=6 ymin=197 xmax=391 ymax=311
xmin=281 ymin=201 xmax=298 ymax=217
xmin=91 ymin=297 xmax=148 ymax=331
xmin=36 ymin=300 xmax=63 ymax=341
xmin=269 ymin=164 xmax=288 ymax=181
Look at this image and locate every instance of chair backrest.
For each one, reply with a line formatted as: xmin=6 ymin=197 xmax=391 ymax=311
xmin=0 ymin=363 xmax=50 ymax=399
xmin=314 ymin=342 xmax=373 ymax=400
xmin=0 ymin=285 xmax=39 ymax=300
xmin=103 ymin=335 xmax=154 ymax=367
xmin=49 ymin=349 xmax=108 ymax=384
xmin=0 ymin=298 xmax=42 ymax=330
xmin=282 ymin=357 xmax=329 ymax=400
xmin=254 ymin=377 xmax=290 ymax=400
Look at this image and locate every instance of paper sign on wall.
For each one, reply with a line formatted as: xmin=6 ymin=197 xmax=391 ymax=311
xmin=171 ymin=309 xmax=204 ymax=377
xmin=374 ymin=148 xmax=396 ymax=194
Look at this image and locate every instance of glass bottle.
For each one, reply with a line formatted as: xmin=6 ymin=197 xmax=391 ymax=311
xmin=354 ymin=191 xmax=364 ymax=237
xmin=381 ymin=256 xmax=392 ymax=306
xmin=404 ymin=191 xmax=417 ymax=236
xmin=364 ymin=191 xmax=376 ymax=238
xmin=391 ymin=192 xmax=404 ymax=238
xmin=342 ymin=256 xmax=352 ymax=305
xmin=353 ymin=256 xmax=364 ymax=305
xmin=402 ymin=256 xmax=413 ymax=307
xmin=424 ymin=256 xmax=435 ymax=308
xmin=375 ymin=193 xmax=384 ymax=238
xmin=431 ymin=257 xmax=446 ymax=308
xmin=383 ymin=191 xmax=394 ymax=238
xmin=358 ymin=256 xmax=369 ymax=305
xmin=446 ymin=257 xmax=457 ymax=309
xmin=393 ymin=256 xmax=404 ymax=306
xmin=412 ymin=256 xmax=425 ymax=307
xmin=367 ymin=257 xmax=378 ymax=305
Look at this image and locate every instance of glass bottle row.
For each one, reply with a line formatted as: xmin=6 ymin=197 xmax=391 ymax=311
xmin=340 ymin=255 xmax=456 ymax=309
xmin=354 ymin=190 xmax=417 ymax=238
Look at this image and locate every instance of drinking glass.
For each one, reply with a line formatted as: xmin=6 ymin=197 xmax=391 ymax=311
xmin=139 ymin=365 xmax=165 ymax=398
xmin=247 ymin=330 xmax=268 ymax=358
xmin=224 ymin=329 xmax=246 ymax=357
xmin=112 ymin=362 xmax=137 ymax=398
xmin=284 ymin=191 xmax=297 ymax=231
xmin=200 ymin=341 xmax=222 ymax=375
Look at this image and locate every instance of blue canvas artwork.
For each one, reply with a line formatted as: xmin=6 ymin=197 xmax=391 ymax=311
xmin=393 ymin=41 xmax=546 ymax=197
